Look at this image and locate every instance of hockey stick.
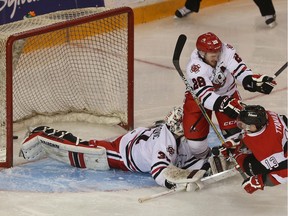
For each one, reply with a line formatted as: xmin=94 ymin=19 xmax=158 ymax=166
xmin=273 ymin=62 xmax=287 ymax=79
xmin=172 ymin=34 xmax=225 ymax=145
xmin=138 ymin=167 xmax=238 ymax=203
xmin=168 ymin=166 xmax=239 ymax=184
xmin=172 ymin=34 xmax=247 ymax=180
xmin=138 ymin=185 xmax=186 ymax=203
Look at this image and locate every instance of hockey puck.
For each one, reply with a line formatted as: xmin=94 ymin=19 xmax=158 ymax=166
xmin=13 ymin=135 xmax=18 ymax=139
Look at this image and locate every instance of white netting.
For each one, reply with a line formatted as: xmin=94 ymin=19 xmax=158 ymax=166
xmin=0 ymin=7 xmax=133 ymax=165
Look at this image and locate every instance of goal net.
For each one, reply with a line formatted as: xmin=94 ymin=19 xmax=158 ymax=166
xmin=0 ymin=7 xmax=134 ymax=168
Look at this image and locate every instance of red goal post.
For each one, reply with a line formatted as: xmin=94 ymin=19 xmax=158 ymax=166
xmin=0 ymin=7 xmax=134 ymax=168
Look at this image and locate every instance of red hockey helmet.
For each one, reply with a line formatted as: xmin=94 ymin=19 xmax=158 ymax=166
xmin=196 ymin=32 xmax=222 ymax=53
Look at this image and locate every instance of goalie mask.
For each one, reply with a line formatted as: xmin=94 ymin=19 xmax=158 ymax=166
xmin=165 ymin=106 xmax=184 ymax=136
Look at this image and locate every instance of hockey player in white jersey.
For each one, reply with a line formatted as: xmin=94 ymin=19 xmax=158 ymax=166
xmin=182 ymin=32 xmax=276 ymax=159
xmin=20 ymin=107 xmax=210 ymax=190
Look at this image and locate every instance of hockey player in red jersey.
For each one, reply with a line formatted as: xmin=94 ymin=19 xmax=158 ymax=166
xmin=182 ymin=32 xmax=276 ymax=159
xmin=20 ymin=107 xmax=210 ymax=190
xmin=221 ymin=105 xmax=287 ymax=194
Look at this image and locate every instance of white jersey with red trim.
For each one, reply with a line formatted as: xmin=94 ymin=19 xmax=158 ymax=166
xmin=20 ymin=124 xmax=205 ymax=188
xmin=186 ymin=43 xmax=253 ymax=110
xmin=118 ymin=124 xmax=205 ymax=187
xmin=242 ymin=111 xmax=288 ymax=184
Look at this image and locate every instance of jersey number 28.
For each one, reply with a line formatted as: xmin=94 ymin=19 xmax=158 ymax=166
xmin=192 ymin=77 xmax=206 ymax=90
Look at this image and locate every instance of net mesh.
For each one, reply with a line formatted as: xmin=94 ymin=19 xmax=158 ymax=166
xmin=0 ymin=7 xmax=133 ymax=165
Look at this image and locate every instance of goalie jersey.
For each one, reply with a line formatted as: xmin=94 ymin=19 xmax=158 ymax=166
xmin=105 ymin=124 xmax=206 ymax=187
xmin=20 ymin=124 xmax=206 ymax=188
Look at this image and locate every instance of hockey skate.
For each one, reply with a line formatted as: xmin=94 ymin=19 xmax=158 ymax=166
xmin=175 ymin=7 xmax=192 ymax=18
xmin=265 ymin=15 xmax=276 ymax=28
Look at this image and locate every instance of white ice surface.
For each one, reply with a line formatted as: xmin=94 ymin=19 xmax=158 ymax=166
xmin=0 ymin=0 xmax=287 ymax=215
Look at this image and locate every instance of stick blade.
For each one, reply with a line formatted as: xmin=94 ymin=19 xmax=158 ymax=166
xmin=173 ymin=34 xmax=187 ymax=62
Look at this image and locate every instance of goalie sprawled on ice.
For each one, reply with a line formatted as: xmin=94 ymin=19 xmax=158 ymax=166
xmin=20 ymin=107 xmax=228 ymax=191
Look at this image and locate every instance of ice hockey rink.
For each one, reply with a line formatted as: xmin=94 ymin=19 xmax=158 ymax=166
xmin=0 ymin=0 xmax=287 ymax=215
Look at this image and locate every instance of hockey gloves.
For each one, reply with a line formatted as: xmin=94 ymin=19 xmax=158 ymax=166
xmin=242 ymin=175 xmax=264 ymax=194
xmin=218 ymin=139 xmax=239 ymax=158
xmin=164 ymin=163 xmax=209 ymax=191
xmin=185 ymin=163 xmax=210 ymax=190
xmin=164 ymin=170 xmax=205 ymax=191
xmin=242 ymin=74 xmax=276 ymax=94
xmin=214 ymin=96 xmax=244 ymax=119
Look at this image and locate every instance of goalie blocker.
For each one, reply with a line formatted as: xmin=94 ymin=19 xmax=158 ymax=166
xmin=20 ymin=126 xmax=109 ymax=170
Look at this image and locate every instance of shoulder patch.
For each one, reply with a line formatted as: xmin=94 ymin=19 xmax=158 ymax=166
xmin=190 ymin=64 xmax=201 ymax=73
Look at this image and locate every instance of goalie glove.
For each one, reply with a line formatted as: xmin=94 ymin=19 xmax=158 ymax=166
xmin=242 ymin=74 xmax=276 ymax=94
xmin=178 ymin=169 xmax=207 ymax=192
xmin=163 ymin=163 xmax=209 ymax=191
xmin=214 ymin=96 xmax=244 ymax=119
xmin=185 ymin=163 xmax=210 ymax=191
xmin=164 ymin=179 xmax=204 ymax=192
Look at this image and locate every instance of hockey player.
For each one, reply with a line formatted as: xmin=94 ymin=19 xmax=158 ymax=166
xmin=221 ymin=105 xmax=287 ymax=194
xmin=253 ymin=0 xmax=277 ymax=27
xmin=175 ymin=0 xmax=277 ymax=27
xmin=174 ymin=0 xmax=201 ymax=18
xmin=182 ymin=32 xmax=276 ymax=159
xmin=20 ymin=107 xmax=210 ymax=190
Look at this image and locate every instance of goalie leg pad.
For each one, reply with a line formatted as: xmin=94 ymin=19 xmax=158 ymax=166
xmin=21 ymin=126 xmax=109 ymax=170
xmin=20 ymin=132 xmax=47 ymax=161
xmin=39 ymin=136 xmax=110 ymax=170
xmin=30 ymin=126 xmax=90 ymax=146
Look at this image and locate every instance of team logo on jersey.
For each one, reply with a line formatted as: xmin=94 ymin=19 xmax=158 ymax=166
xmin=190 ymin=64 xmax=201 ymax=73
xmin=166 ymin=146 xmax=175 ymax=156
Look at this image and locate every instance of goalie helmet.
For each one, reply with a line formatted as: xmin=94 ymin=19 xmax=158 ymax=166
xmin=196 ymin=32 xmax=222 ymax=53
xmin=165 ymin=106 xmax=184 ymax=136
xmin=238 ymin=105 xmax=268 ymax=130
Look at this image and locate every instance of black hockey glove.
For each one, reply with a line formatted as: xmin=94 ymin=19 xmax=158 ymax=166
xmin=242 ymin=74 xmax=276 ymax=94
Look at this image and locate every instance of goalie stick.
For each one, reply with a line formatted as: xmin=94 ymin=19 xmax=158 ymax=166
xmin=138 ymin=186 xmax=186 ymax=203
xmin=169 ymin=166 xmax=239 ymax=184
xmin=172 ymin=34 xmax=247 ymax=180
xmin=138 ymin=167 xmax=239 ymax=203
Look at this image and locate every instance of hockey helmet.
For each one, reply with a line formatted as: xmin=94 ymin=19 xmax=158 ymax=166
xmin=238 ymin=105 xmax=268 ymax=130
xmin=165 ymin=106 xmax=184 ymax=136
xmin=196 ymin=32 xmax=222 ymax=53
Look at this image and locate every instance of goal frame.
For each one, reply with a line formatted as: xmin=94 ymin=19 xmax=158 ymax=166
xmin=3 ymin=7 xmax=134 ymax=168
